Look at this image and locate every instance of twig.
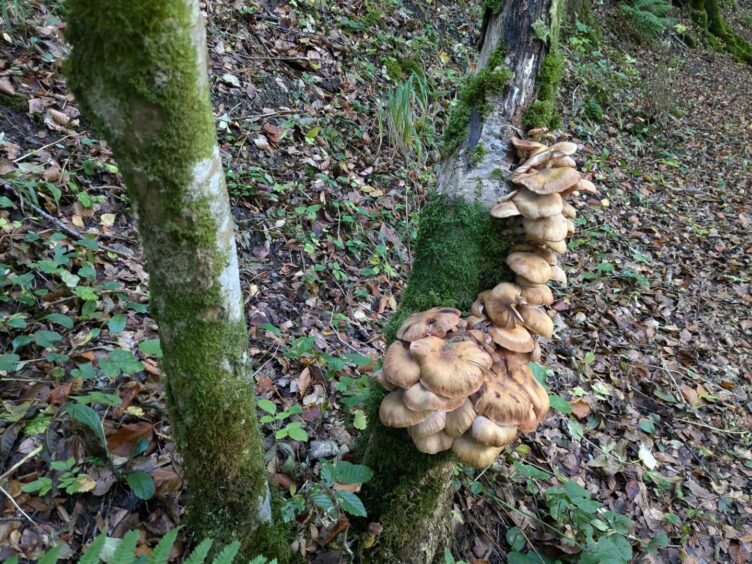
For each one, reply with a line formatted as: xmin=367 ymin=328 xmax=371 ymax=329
xmin=12 ymin=134 xmax=77 ymax=163
xmin=0 ymin=483 xmax=41 ymax=531
xmin=236 ymin=55 xmax=318 ymax=62
xmin=0 ymin=445 xmax=43 ymax=480
xmin=674 ymin=418 xmax=747 ymax=435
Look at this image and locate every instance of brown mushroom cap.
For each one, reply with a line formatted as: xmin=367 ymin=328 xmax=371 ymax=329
xmin=409 ymin=336 xmax=492 ymax=398
xmin=523 ymin=215 xmax=568 ymax=243
xmin=549 ymin=141 xmax=578 ymax=156
xmin=374 ymin=370 xmax=398 ymax=391
xmin=396 ymin=307 xmax=461 ymax=342
xmin=452 ymin=434 xmax=503 ymax=468
xmin=512 ymin=189 xmax=563 ymax=220
xmin=512 ymin=167 xmax=581 ymax=195
xmin=574 ymin=178 xmax=597 ymax=194
xmin=540 ymin=239 xmax=567 ymax=254
xmin=511 ymin=137 xmax=547 ymax=158
xmin=412 ymin=430 xmax=454 ymax=454
xmin=566 ymin=218 xmax=575 ymax=238
xmin=383 ymin=341 xmax=421 ymax=388
xmin=506 ymin=252 xmax=552 ymax=284
xmin=403 ymin=382 xmax=466 ymax=412
xmin=379 ymin=390 xmax=434 ymax=428
xmin=518 ymin=305 xmax=554 ymax=339
xmin=504 ymin=352 xmax=550 ymax=424
xmin=483 ymin=282 xmax=522 ymax=327
xmin=408 ymin=410 xmax=447 ymax=439
xmin=520 ymin=284 xmax=554 ymax=306
xmin=561 ymin=201 xmax=577 ymax=219
xmin=549 ymin=155 xmax=577 ymax=168
xmin=471 ymin=415 xmax=519 ymax=447
xmin=549 ymin=265 xmax=568 ymax=286
xmin=489 ymin=324 xmax=535 ymax=353
xmin=491 ymin=200 xmax=522 ymax=219
xmin=511 ymin=243 xmax=558 ymax=265
xmin=474 ymin=379 xmax=537 ymax=429
xmin=445 ymin=399 xmax=477 ymax=437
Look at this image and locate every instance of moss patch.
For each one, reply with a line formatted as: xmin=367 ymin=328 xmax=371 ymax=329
xmin=692 ymin=0 xmax=752 ymax=64
xmin=523 ymin=51 xmax=565 ymax=129
xmin=442 ymin=45 xmax=513 ymax=154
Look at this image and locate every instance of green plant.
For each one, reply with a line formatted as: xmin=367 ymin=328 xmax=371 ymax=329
xmin=257 ymin=400 xmax=309 ymax=442
xmin=619 ymin=0 xmax=675 ymax=40
xmin=380 ymin=71 xmax=434 ymax=163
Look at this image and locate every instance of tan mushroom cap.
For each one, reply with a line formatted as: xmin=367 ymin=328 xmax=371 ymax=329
xmin=489 ymin=324 xmax=534 ymax=353
xmin=510 ymin=137 xmax=547 ymax=158
xmin=518 ymin=304 xmax=554 ymax=339
xmin=379 ymin=390 xmax=434 ymax=428
xmin=540 ymin=239 xmax=567 ymax=254
xmin=549 ymin=265 xmax=568 ymax=286
xmin=445 ymin=399 xmax=476 ymax=437
xmin=504 ymin=352 xmax=550 ymax=424
xmin=506 ymin=252 xmax=552 ymax=284
xmin=531 ymin=340 xmax=542 ymax=362
xmin=452 ymin=434 xmax=503 ymax=468
xmin=512 ymin=167 xmax=581 ymax=195
xmin=511 ymin=243 xmax=558 ymax=265
xmin=403 ymin=382 xmax=466 ymax=412
xmin=474 ymin=379 xmax=537 ymax=429
xmin=396 ymin=307 xmax=461 ymax=342
xmin=566 ymin=218 xmax=575 ymax=238
xmin=575 ymin=178 xmax=597 ymax=194
xmin=549 ymin=141 xmax=578 ymax=156
xmin=383 ymin=341 xmax=421 ymax=388
xmin=408 ymin=410 xmax=447 ymax=439
xmin=523 ymin=214 xmax=568 ymax=243
xmin=549 ymin=155 xmax=577 ymax=168
xmin=409 ymin=336 xmax=492 ymax=398
xmin=527 ymin=127 xmax=548 ymax=140
xmin=561 ymin=201 xmax=577 ymax=219
xmin=374 ymin=370 xmax=398 ymax=391
xmin=412 ymin=430 xmax=454 ymax=454
xmin=512 ymin=189 xmax=563 ymax=220
xmin=483 ymin=282 xmax=522 ymax=327
xmin=491 ymin=200 xmax=522 ymax=219
xmin=520 ymin=284 xmax=554 ymax=306
xmin=471 ymin=415 xmax=519 ymax=447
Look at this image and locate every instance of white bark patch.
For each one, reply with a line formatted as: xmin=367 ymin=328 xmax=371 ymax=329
xmin=257 ymin=483 xmax=273 ymax=523
xmin=188 ymin=146 xmax=243 ymax=322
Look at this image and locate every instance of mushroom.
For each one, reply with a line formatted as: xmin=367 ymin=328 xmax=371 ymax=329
xmin=396 ymin=307 xmax=462 ymax=341
xmin=409 ymin=336 xmax=492 ymax=398
xmin=518 ymin=304 xmax=554 ymax=339
xmin=548 ymin=155 xmax=577 ymax=168
xmin=548 ymin=141 xmax=578 ymax=156
xmin=519 ymin=284 xmax=554 ymax=306
xmin=512 ymin=189 xmax=563 ymax=219
xmin=566 ymin=218 xmax=575 ymax=238
xmin=383 ymin=341 xmax=421 ymax=388
xmin=445 ymin=399 xmax=476 ymax=437
xmin=374 ymin=370 xmax=398 ymax=391
xmin=523 ymin=215 xmax=568 ymax=243
xmin=474 ymin=379 xmax=537 ymax=431
xmin=403 ymin=382 xmax=466 ymax=411
xmin=561 ymin=201 xmax=577 ymax=219
xmin=549 ymin=265 xmax=568 ymax=286
xmin=510 ymin=137 xmax=547 ymax=159
xmin=491 ymin=200 xmax=522 ymax=219
xmin=510 ymin=243 xmax=558 ymax=265
xmin=488 ymin=324 xmax=535 ymax=353
xmin=506 ymin=252 xmax=552 ymax=284
xmin=452 ymin=434 xmax=503 ymax=468
xmin=379 ymin=390 xmax=434 ymax=428
xmin=512 ymin=167 xmax=580 ymax=195
xmin=483 ymin=282 xmax=522 ymax=327
xmin=412 ymin=430 xmax=454 ymax=454
xmin=540 ymin=239 xmax=567 ymax=254
xmin=408 ymin=410 xmax=447 ymax=438
xmin=471 ymin=415 xmax=519 ymax=447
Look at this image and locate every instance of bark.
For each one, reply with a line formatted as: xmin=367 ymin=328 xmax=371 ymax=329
xmin=359 ymin=1 xmax=557 ymax=561
xmin=691 ymin=0 xmax=752 ymax=64
xmin=64 ymin=0 xmax=288 ymax=558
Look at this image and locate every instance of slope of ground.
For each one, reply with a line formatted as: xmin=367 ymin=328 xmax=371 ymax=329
xmin=0 ymin=0 xmax=750 ymax=562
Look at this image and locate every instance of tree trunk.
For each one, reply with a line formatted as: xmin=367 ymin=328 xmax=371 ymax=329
xmin=359 ymin=1 xmax=560 ymax=561
xmin=64 ymin=0 xmax=288 ymax=558
xmin=691 ymin=0 xmax=752 ymax=64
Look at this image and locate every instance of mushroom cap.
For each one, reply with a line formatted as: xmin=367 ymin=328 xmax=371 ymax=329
xmin=403 ymin=382 xmax=466 ymax=412
xmin=409 ymin=336 xmax=492 ymax=398
xmin=520 ymin=284 xmax=554 ymax=306
xmin=515 ymin=275 xmax=542 ymax=288
xmin=379 ymin=390 xmax=434 ymax=428
xmin=523 ymin=215 xmax=568 ymax=243
xmin=383 ymin=341 xmax=421 ymax=388
xmin=510 ymin=137 xmax=547 ymax=158
xmin=549 ymin=141 xmax=578 ymax=156
xmin=531 ymin=340 xmax=542 ymax=362
xmin=504 ymin=352 xmax=550 ymax=423
xmin=540 ymin=239 xmax=567 ymax=254
xmin=445 ymin=399 xmax=477 ymax=437
xmin=527 ymin=127 xmax=548 ymax=139
xmin=489 ymin=324 xmax=534 ymax=353
xmin=474 ymin=379 xmax=537 ymax=429
xmin=549 ymin=265 xmax=568 ymax=286
xmin=484 ymin=282 xmax=522 ymax=327
xmin=452 ymin=434 xmax=503 ymax=468
xmin=396 ymin=307 xmax=461 ymax=342
xmin=574 ymin=178 xmax=597 ymax=194
xmin=408 ymin=410 xmax=447 ymax=439
xmin=374 ymin=370 xmax=398 ymax=391
xmin=549 ymin=155 xmax=577 ymax=168
xmin=491 ymin=200 xmax=522 ymax=219
xmin=510 ymin=243 xmax=558 ymax=265
xmin=561 ymin=201 xmax=577 ymax=219
xmin=506 ymin=252 xmax=552 ymax=284
xmin=518 ymin=305 xmax=554 ymax=339
xmin=512 ymin=167 xmax=581 ymax=195
xmin=412 ymin=430 xmax=454 ymax=454
xmin=566 ymin=218 xmax=575 ymax=238
xmin=512 ymin=189 xmax=563 ymax=219
xmin=471 ymin=415 xmax=519 ymax=447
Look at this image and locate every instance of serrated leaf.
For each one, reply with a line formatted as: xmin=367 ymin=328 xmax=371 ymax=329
xmin=311 ymin=491 xmax=334 ymax=512
xmin=148 ymin=527 xmax=180 ymax=564
xmin=127 ymin=471 xmax=155 ymax=500
xmin=211 ymin=540 xmax=240 ymax=564
xmin=184 ymin=538 xmax=213 ymax=564
xmin=257 ymin=399 xmax=276 ymax=414
xmin=352 ymin=409 xmax=367 ymax=430
xmin=108 ymin=314 xmax=126 ymax=334
xmin=549 ymin=394 xmax=572 ymax=414
xmin=331 ymin=461 xmax=373 ymax=484
xmin=108 ymin=530 xmax=139 ymax=564
xmin=80 ymin=533 xmax=107 ymax=564
xmin=0 ymin=353 xmax=20 ymax=372
xmin=45 ymin=313 xmax=74 ymax=329
xmin=336 ymin=490 xmax=367 ymax=517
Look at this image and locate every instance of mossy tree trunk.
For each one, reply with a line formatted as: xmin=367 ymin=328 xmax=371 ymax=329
xmin=690 ymin=0 xmax=752 ymax=64
xmin=64 ymin=0 xmax=287 ymax=559
xmin=359 ymin=1 xmax=561 ymax=561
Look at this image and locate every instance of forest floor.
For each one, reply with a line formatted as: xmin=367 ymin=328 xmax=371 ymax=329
xmin=0 ymin=0 xmax=750 ymax=562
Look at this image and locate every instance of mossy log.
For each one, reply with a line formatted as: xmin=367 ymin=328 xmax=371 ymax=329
xmin=359 ymin=1 xmax=556 ymax=561
xmin=64 ymin=0 xmax=289 ymax=559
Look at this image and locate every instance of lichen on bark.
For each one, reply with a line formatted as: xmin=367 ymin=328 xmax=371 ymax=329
xmin=64 ymin=0 xmax=289 ymax=558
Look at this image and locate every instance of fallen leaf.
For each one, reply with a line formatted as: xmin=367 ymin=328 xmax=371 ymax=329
xmin=570 ymin=400 xmax=591 ymax=420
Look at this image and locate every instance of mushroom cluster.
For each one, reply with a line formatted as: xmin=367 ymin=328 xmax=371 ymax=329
xmin=376 ymin=132 xmax=597 ymax=468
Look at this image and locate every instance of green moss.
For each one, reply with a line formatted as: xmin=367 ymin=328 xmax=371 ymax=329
xmin=692 ymin=0 xmax=752 ymax=64
xmin=384 ymin=56 xmax=424 ymax=81
xmin=523 ymin=51 xmax=565 ymax=129
xmin=0 ymin=92 xmax=27 ymax=113
xmin=470 ymin=141 xmax=487 ymax=166
xmin=582 ymin=97 xmax=604 ymax=122
xmin=484 ymin=0 xmax=504 ymax=15
xmin=442 ymin=45 xmax=513 ymax=154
